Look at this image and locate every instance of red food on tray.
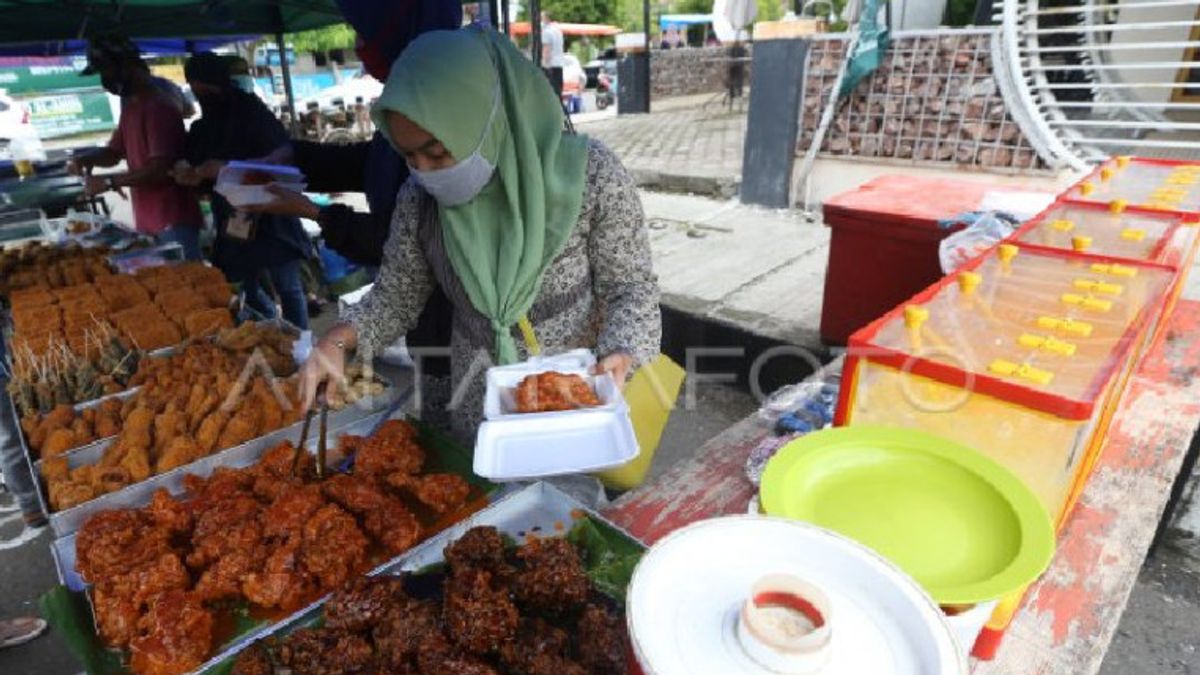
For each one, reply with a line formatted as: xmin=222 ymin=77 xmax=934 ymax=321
xmin=514 ymin=372 xmax=601 ymax=413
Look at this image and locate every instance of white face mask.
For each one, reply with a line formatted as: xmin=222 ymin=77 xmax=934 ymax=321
xmin=408 ymin=82 xmax=500 ymax=207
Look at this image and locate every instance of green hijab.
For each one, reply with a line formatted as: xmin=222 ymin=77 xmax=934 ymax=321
xmin=372 ymin=27 xmax=590 ymax=365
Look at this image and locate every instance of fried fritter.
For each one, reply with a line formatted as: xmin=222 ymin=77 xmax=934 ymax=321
xmin=76 ymin=510 xmax=171 ymax=582
xmin=322 ymin=474 xmax=422 ymax=556
xmin=187 ymin=495 xmax=262 ymax=570
xmin=241 ymin=539 xmax=317 ymax=611
xmin=92 ymin=586 xmax=140 ymax=648
xmin=260 ymin=483 xmax=325 ymax=540
xmin=576 ymin=604 xmax=629 ymax=675
xmin=146 ymin=488 xmax=192 ymax=537
xmin=156 ymin=436 xmax=204 ymax=474
xmin=300 ymin=504 xmax=369 ymax=591
xmin=417 ymin=633 xmax=500 ymax=675
xmin=512 ymin=538 xmax=590 ymax=613
xmin=373 ymin=597 xmax=441 ymax=668
xmin=230 ymin=643 xmax=274 ymax=675
xmin=42 ymin=428 xmax=78 ymax=458
xmin=217 ymin=406 xmax=261 ymax=450
xmin=498 ymin=618 xmax=572 ymax=674
xmin=129 ymin=590 xmax=213 ymax=675
xmin=325 ymin=576 xmax=410 ymax=633
xmin=354 ymin=420 xmax=424 ymax=476
xmin=388 ymin=472 xmax=471 ymax=514
xmin=195 ymin=410 xmax=227 ymax=454
xmin=444 ymin=567 xmax=519 ymax=655
xmin=196 ymin=548 xmax=264 ymax=602
xmin=278 ymin=627 xmax=376 ymax=675
xmin=444 ymin=526 xmax=508 ymax=573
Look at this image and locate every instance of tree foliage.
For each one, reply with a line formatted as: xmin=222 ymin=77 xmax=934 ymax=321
xmin=287 ymin=23 xmax=356 ymax=54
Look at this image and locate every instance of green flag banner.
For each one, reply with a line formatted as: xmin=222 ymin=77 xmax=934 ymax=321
xmin=838 ymin=0 xmax=890 ymax=98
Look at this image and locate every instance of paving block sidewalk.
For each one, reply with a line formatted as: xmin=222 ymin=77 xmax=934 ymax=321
xmin=579 ymin=95 xmax=747 ymax=199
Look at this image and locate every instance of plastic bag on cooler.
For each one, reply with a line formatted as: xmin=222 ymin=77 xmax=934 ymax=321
xmin=938 ymin=211 xmax=1021 ymax=274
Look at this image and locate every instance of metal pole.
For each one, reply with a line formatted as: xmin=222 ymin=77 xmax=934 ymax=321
xmin=530 ymin=0 xmax=542 ymax=68
xmin=501 ymin=0 xmax=511 ymax=35
xmin=642 ymin=0 xmax=651 ymax=112
xmin=487 ymin=0 xmax=499 ymax=28
xmin=276 ymin=31 xmax=298 ymax=135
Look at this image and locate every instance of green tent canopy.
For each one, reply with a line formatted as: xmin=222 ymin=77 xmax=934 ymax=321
xmin=0 ymin=0 xmax=345 ymax=44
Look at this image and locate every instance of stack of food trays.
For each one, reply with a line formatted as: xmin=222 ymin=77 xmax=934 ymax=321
xmin=44 ymin=414 xmax=505 ymax=675
xmin=1066 ymin=156 xmax=1200 ymax=215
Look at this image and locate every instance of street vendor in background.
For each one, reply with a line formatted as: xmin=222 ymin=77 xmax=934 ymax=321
xmin=66 ymin=35 xmax=203 ymax=261
xmin=171 ymin=53 xmax=310 ymax=330
xmin=299 ymin=27 xmax=661 ymax=448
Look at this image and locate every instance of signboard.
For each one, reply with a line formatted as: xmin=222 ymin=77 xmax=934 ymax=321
xmin=0 ymin=57 xmax=99 ymax=94
xmin=24 ymin=91 xmax=115 ymax=138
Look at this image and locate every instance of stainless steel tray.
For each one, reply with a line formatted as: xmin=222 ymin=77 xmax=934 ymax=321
xmin=192 ymin=481 xmax=642 ymax=674
xmin=51 ymin=402 xmax=401 ymax=591
xmin=44 ymin=383 xmax=408 ymax=538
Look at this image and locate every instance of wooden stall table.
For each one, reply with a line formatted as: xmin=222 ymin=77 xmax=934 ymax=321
xmin=604 ymin=299 xmax=1200 ymax=674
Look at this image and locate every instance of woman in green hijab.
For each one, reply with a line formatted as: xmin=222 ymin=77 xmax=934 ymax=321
xmin=301 ymin=26 xmax=661 ymax=441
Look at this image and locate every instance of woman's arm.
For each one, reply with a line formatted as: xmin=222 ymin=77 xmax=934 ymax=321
xmin=341 ymin=182 xmax=436 ymax=358
xmin=291 ymin=140 xmax=370 ymax=194
xmin=587 ymin=143 xmax=663 ymax=377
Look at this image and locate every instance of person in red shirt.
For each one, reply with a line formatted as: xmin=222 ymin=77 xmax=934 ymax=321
xmin=67 ymin=35 xmax=203 ymax=260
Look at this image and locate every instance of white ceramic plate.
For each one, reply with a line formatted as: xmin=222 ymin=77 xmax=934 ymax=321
xmin=627 ymin=516 xmax=965 ymax=675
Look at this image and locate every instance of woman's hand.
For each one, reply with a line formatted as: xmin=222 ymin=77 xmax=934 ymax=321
xmin=241 ymin=185 xmax=321 ymax=219
xmin=300 ymin=337 xmax=347 ymax=410
xmin=171 ymin=160 xmax=203 ymax=187
xmin=593 ymin=352 xmax=634 ymax=390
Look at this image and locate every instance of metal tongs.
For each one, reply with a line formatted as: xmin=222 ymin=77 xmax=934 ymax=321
xmin=293 ymin=382 xmax=329 ymax=479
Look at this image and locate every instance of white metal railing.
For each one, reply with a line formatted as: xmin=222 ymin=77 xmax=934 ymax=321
xmin=996 ymin=0 xmax=1200 ymax=168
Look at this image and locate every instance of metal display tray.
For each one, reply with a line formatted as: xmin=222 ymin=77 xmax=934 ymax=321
xmin=50 ymin=403 xmax=401 ymax=591
xmin=43 ymin=383 xmax=407 ymax=538
xmin=192 ymin=481 xmax=643 ymax=674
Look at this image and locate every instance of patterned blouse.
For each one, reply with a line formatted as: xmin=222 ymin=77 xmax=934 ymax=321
xmin=345 ymin=138 xmax=662 ymax=440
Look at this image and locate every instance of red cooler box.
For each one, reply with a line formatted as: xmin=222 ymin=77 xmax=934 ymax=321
xmin=821 ymin=175 xmax=1044 ymax=344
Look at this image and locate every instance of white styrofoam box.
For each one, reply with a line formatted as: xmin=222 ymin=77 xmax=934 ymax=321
xmin=215 ymin=161 xmax=307 ymax=208
xmin=943 ymin=600 xmax=997 ymax=660
xmin=484 ymin=349 xmax=625 ymax=421
xmin=475 ymin=349 xmax=639 ymax=481
xmin=474 ymin=408 xmax=639 ymax=481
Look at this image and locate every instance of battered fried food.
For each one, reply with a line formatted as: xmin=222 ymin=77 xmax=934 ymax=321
xmin=187 ymin=495 xmax=262 ymax=571
xmin=241 ymin=539 xmax=317 ymax=611
xmin=354 ymin=419 xmax=424 ymax=477
xmin=388 ymin=472 xmax=471 ymax=514
xmin=444 ymin=526 xmax=508 ymax=573
xmin=499 ymin=618 xmax=582 ymax=675
xmin=444 ymin=567 xmax=519 ymax=655
xmin=182 ymin=307 xmax=234 ymax=338
xmin=373 ymin=597 xmax=442 ymax=668
xmin=300 ymin=503 xmax=369 ymax=591
xmin=217 ymin=406 xmax=261 ymax=450
xmin=155 ymin=436 xmax=203 ymax=474
xmin=325 ymin=576 xmax=410 ymax=633
xmin=195 ymin=410 xmax=227 ymax=454
xmin=128 ymin=590 xmax=213 ymax=675
xmin=146 ymin=488 xmax=192 ymax=536
xmin=322 ymin=474 xmax=422 ymax=556
xmin=277 ymin=627 xmax=376 ymax=675
xmin=92 ymin=586 xmax=141 ymax=648
xmin=417 ymin=632 xmax=501 ymax=675
xmin=514 ymin=372 xmax=601 ymax=413
xmin=42 ymin=427 xmax=79 ymax=457
xmin=576 ymin=604 xmax=629 ymax=675
xmin=76 ymin=510 xmax=171 ymax=582
xmin=230 ymin=643 xmax=274 ymax=675
xmin=512 ymin=537 xmax=590 ymax=613
xmin=260 ymin=483 xmax=324 ymax=540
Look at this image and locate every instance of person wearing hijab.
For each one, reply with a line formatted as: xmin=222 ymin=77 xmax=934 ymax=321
xmin=173 ymin=52 xmax=311 ymax=329
xmin=299 ymin=27 xmax=662 ymax=443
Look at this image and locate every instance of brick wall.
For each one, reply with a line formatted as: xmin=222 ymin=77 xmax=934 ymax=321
xmin=651 ymin=46 xmax=753 ymax=98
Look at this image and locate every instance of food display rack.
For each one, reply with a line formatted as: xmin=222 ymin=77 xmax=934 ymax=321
xmin=1064 ymin=157 xmax=1200 ymax=217
xmin=198 ymin=481 xmax=642 ymax=674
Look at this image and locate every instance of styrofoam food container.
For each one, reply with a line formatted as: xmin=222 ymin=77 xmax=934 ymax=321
xmin=628 ymin=516 xmax=966 ymax=675
xmin=474 ymin=349 xmax=639 ymax=481
xmin=215 ymin=161 xmax=307 ymax=208
xmin=943 ymin=599 xmax=997 ymax=660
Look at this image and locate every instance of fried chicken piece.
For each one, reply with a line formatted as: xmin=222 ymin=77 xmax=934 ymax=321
xmin=94 ymin=407 xmax=121 ymax=438
xmin=196 ymin=548 xmax=264 ymax=602
xmin=260 ymin=483 xmax=325 ymax=540
xmin=93 ymin=464 xmax=134 ymax=494
xmin=195 ymin=410 xmax=228 ymax=454
xmin=42 ymin=428 xmax=78 ymax=458
xmin=41 ymin=455 xmax=69 ymax=483
xmin=48 ymin=477 xmax=95 ymax=511
xmin=251 ymin=378 xmax=285 ymax=434
xmin=187 ymin=495 xmax=262 ymax=570
xmin=514 ymin=372 xmax=601 ymax=413
xmin=70 ymin=415 xmax=94 ymax=446
xmin=146 ymin=488 xmax=192 ymax=536
xmin=184 ymin=467 xmax=255 ymax=508
xmin=34 ymin=404 xmax=76 ymax=451
xmin=99 ymin=552 xmax=191 ymax=610
xmin=129 ymin=590 xmax=214 ymax=675
xmin=76 ymin=510 xmax=171 ymax=582
xmin=354 ymin=420 xmax=424 ymax=477
xmin=153 ymin=404 xmax=188 ymax=458
xmin=118 ymin=442 xmax=152 ymax=485
xmin=156 ymin=436 xmax=204 ymax=474
xmin=417 ymin=633 xmax=500 ymax=675
xmin=322 ymin=474 xmax=422 ymax=556
xmin=373 ymin=597 xmax=441 ymax=668
xmin=253 ymin=440 xmax=310 ymax=481
xmin=241 ymin=539 xmax=318 ymax=611
xmin=92 ymin=586 xmax=141 ymax=649
xmin=217 ymin=406 xmax=262 ymax=450
xmin=388 ymin=472 xmax=471 ymax=514
xmin=278 ymin=627 xmax=376 ymax=675
xmin=299 ymin=504 xmax=369 ymax=591
xmin=120 ymin=406 xmax=156 ymax=456
xmin=445 ymin=526 xmax=509 ymax=573
xmin=444 ymin=567 xmax=519 ymax=655
xmin=325 ymin=576 xmax=410 ymax=633
xmin=513 ymin=537 xmax=590 ymax=613
xmin=576 ymin=603 xmax=629 ymax=675
xmin=230 ymin=643 xmax=274 ymax=675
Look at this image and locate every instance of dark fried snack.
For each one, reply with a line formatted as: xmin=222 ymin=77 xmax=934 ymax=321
xmin=325 ymin=576 xmax=410 ymax=633
xmin=576 ymin=604 xmax=629 ymax=675
xmin=514 ymin=372 xmax=601 ymax=413
xmin=498 ymin=617 xmax=573 ymax=674
xmin=444 ymin=526 xmax=508 ymax=573
xmin=513 ymin=538 xmax=590 ymax=613
xmin=278 ymin=627 xmax=376 ymax=675
xmin=230 ymin=643 xmax=274 ymax=675
xmin=444 ymin=567 xmax=519 ymax=655
xmin=417 ymin=632 xmax=501 ymax=675
xmin=373 ymin=597 xmax=442 ymax=668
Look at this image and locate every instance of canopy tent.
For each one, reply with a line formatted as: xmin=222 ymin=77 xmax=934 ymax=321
xmin=659 ymin=13 xmax=715 ymax=29
xmin=0 ymin=37 xmax=256 ymax=58
xmin=0 ymin=1 xmax=342 ymax=44
xmin=509 ymin=22 xmax=621 ymax=37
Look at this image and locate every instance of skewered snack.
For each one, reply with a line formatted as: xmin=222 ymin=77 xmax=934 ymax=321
xmin=75 ymin=422 xmax=478 ymax=674
xmin=514 ymin=372 xmax=601 ymax=413
xmin=230 ymin=525 xmax=629 ymax=675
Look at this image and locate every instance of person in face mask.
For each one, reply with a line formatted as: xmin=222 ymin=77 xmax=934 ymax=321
xmin=66 ymin=34 xmax=204 ymax=260
xmin=171 ymin=52 xmax=311 ymax=330
xmin=299 ymin=27 xmax=662 ymax=445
